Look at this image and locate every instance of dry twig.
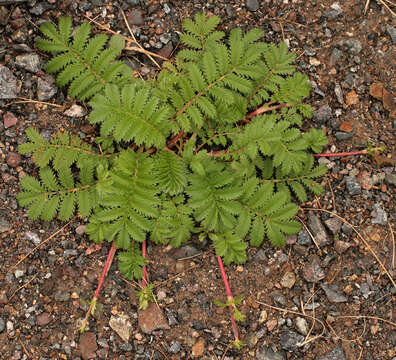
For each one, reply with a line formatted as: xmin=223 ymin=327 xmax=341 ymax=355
xmin=119 ymin=8 xmax=161 ymax=69
xmin=296 ymin=216 xmax=322 ymax=255
xmin=83 ymin=15 xmax=168 ymax=62
xmin=9 ymin=220 xmax=72 ymax=272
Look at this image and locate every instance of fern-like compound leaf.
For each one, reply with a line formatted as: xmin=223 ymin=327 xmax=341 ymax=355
xmin=89 ymin=151 xmax=159 ymax=249
xmin=17 ymin=166 xmax=99 ymax=221
xmin=89 ymin=84 xmax=171 ymax=148
xmin=36 ymin=17 xmax=133 ymax=100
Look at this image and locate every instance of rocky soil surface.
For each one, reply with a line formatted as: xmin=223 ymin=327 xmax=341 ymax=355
xmin=0 ymin=0 xmax=395 ymax=359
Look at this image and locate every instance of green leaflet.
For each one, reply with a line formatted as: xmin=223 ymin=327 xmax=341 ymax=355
xmin=118 ymin=247 xmax=146 ymax=280
xmin=151 ymin=194 xmax=194 ymax=247
xmin=17 ymin=166 xmax=98 ymax=221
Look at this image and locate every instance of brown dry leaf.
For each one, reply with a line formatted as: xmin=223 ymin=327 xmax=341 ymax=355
xmin=345 ymin=90 xmax=359 ymax=106
xmin=369 ymin=82 xmax=383 ymax=100
xmin=382 ymin=88 xmax=395 ymax=112
xmin=339 ymin=121 xmax=353 ymax=133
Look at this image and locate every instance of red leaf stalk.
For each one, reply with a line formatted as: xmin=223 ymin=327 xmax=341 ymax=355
xmin=95 ymin=243 xmax=116 ymax=298
xmin=142 ymin=239 xmax=148 ymax=287
xmin=217 ymin=256 xmax=240 ymax=343
xmin=80 ymin=243 xmax=116 ymax=332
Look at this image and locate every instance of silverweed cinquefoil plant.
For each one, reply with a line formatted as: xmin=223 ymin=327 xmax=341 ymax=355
xmin=17 ymin=13 xmax=328 ymax=280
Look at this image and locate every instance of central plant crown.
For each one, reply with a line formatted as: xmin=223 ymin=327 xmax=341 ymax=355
xmin=17 ymin=13 xmax=327 ymax=279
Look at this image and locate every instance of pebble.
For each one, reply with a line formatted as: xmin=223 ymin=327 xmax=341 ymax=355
xmin=335 ymin=131 xmax=354 ymax=141
xmin=0 ymin=318 xmax=5 ymax=333
xmin=54 ymin=290 xmax=70 ymax=302
xmin=225 ymin=4 xmax=237 ymax=18
xmin=246 ymin=332 xmax=259 ymax=348
xmin=272 ymin=293 xmax=286 ymax=306
xmin=256 ymin=346 xmax=285 ymax=360
xmin=37 ymin=75 xmax=57 ymax=101
xmin=138 ymin=302 xmax=170 ymax=334
xmin=79 ymin=332 xmax=97 ymax=360
xmin=163 ymin=3 xmax=171 ymax=14
xmin=360 ymin=282 xmax=371 ymax=298
xmin=334 ymin=239 xmax=352 ymax=254
xmin=14 ymin=269 xmax=25 ymax=279
xmin=308 ymin=213 xmax=330 ymax=246
xmin=126 ymin=0 xmax=140 ymax=6
xmin=303 ymin=256 xmax=325 ymax=283
xmin=324 ymin=2 xmax=343 ymax=18
xmin=172 ymin=244 xmax=200 ymax=260
xmin=128 ymin=9 xmax=144 ymax=26
xmin=313 ymin=104 xmax=332 ymax=124
xmin=0 ymin=217 xmax=10 ymax=233
xmin=297 ymin=229 xmax=311 ymax=246
xmin=253 ymin=248 xmax=267 ymax=262
xmin=64 ymin=249 xmax=78 ymax=258
xmin=191 ymin=337 xmax=205 ymax=357
xmin=25 ymin=231 xmax=41 ymax=246
xmin=157 ymin=42 xmax=173 ymax=59
xmin=0 ymin=65 xmax=18 ymax=99
xmin=334 ymin=84 xmax=343 ymax=104
xmin=169 ymin=340 xmax=182 ymax=354
xmin=341 ymin=222 xmax=353 ymax=235
xmin=0 ymin=6 xmax=8 ymax=26
xmin=75 ymin=224 xmax=86 ymax=235
xmin=3 ymin=112 xmax=18 ymax=129
xmin=344 ymin=39 xmax=362 ymax=55
xmin=7 ymin=320 xmax=14 ymax=334
xmin=64 ymin=104 xmax=86 ymax=118
xmin=295 ymin=317 xmax=308 ymax=335
xmin=386 ymin=25 xmax=396 ymax=45
xmin=329 ymin=48 xmax=343 ymax=67
xmin=385 ymin=173 xmax=396 ymax=186
xmin=345 ymin=176 xmax=361 ymax=195
xmin=321 ymin=284 xmax=347 ymax=303
xmin=371 ymin=203 xmax=387 ymax=225
xmin=159 ymin=33 xmax=171 ymax=45
xmin=279 ymin=330 xmax=304 ymax=351
xmin=324 ymin=217 xmax=342 ymax=235
xmin=119 ymin=343 xmax=133 ymax=352
xmin=30 ymin=3 xmax=51 ymax=16
xmin=246 ymin=0 xmax=260 ymax=12
xmin=97 ymin=338 xmax=109 ymax=348
xmin=15 ymin=53 xmax=41 ymax=73
xmin=280 ymin=271 xmax=296 ymax=289
xmin=317 ymin=344 xmax=346 ymax=360
xmin=109 ymin=313 xmax=133 ymax=342
xmin=36 ymin=312 xmax=52 ymax=326
xmin=259 ymin=310 xmax=268 ymax=323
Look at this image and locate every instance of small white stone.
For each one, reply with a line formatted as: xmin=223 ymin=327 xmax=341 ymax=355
xmin=295 ymin=317 xmax=309 ymax=335
xmin=64 ymin=104 xmax=86 ymax=118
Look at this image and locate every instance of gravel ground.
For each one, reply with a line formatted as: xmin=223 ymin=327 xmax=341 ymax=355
xmin=0 ymin=0 xmax=395 ymax=359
